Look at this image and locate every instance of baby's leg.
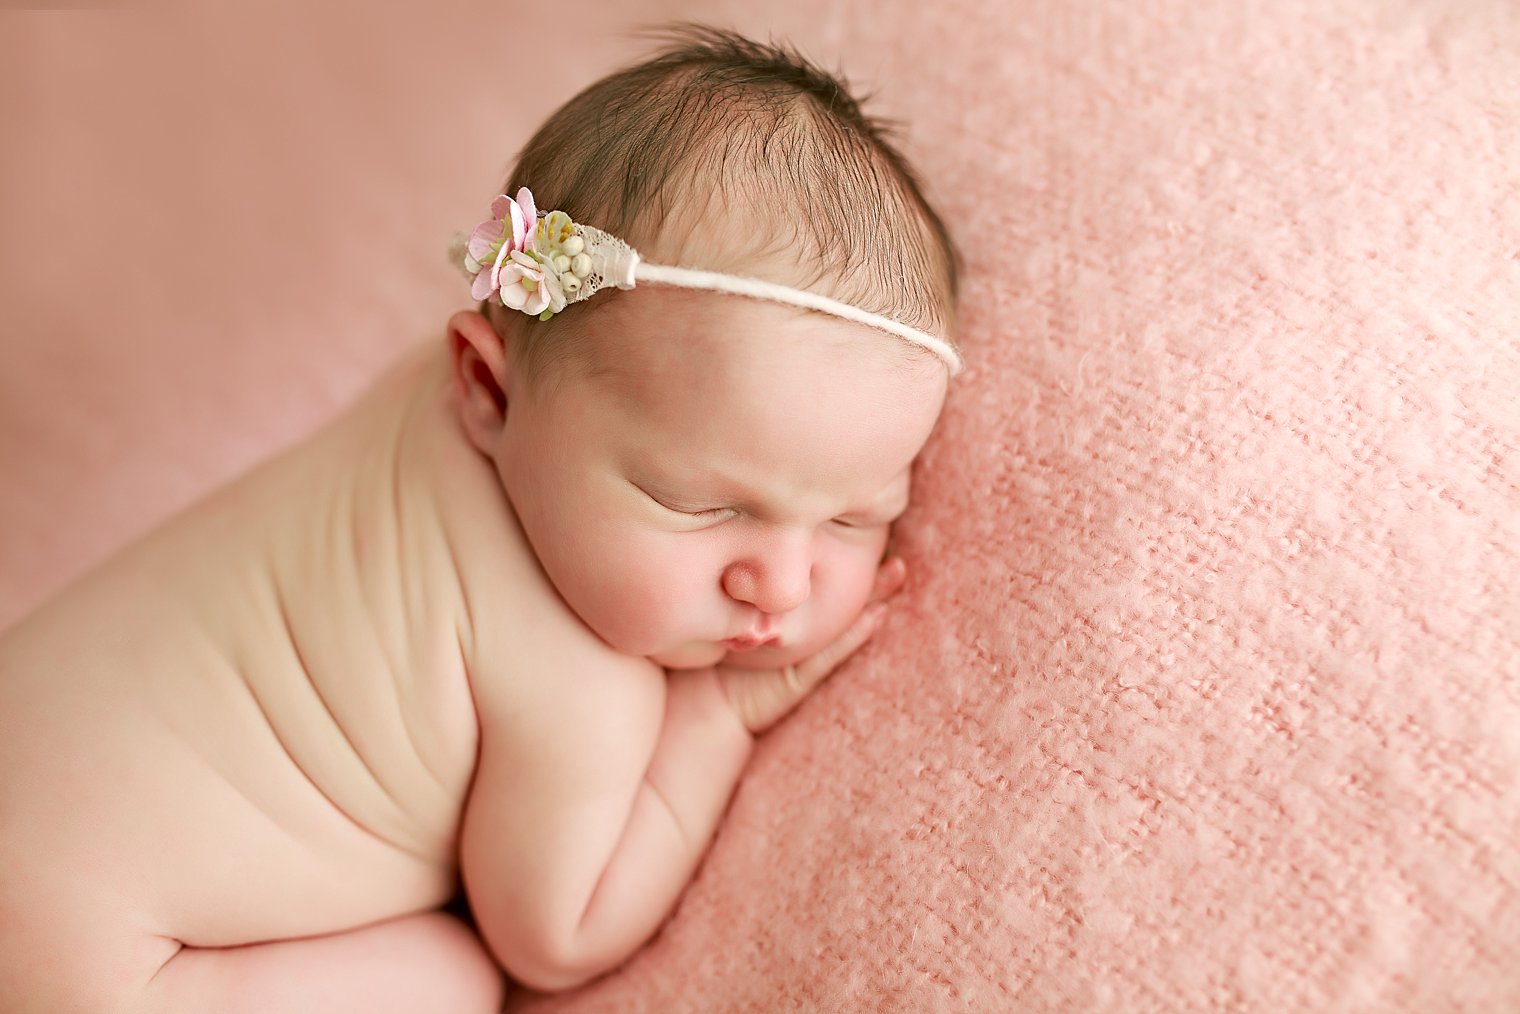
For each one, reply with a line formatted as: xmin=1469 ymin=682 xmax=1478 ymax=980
xmin=2 ymin=908 xmax=502 ymax=1014
xmin=139 ymin=912 xmax=504 ymax=1014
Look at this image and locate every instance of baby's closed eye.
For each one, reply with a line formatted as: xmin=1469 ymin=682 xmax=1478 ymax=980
xmin=633 ymin=482 xmax=739 ymax=524
xmin=631 ymin=478 xmax=904 ymax=533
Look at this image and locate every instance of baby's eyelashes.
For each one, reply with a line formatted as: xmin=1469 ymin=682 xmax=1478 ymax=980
xmin=678 ymin=505 xmax=739 ymax=522
xmin=829 ymin=515 xmax=887 ymax=530
xmin=834 ymin=499 xmax=909 ymax=529
xmin=632 ymin=480 xmax=897 ymax=532
xmin=633 ymin=482 xmax=739 ymax=524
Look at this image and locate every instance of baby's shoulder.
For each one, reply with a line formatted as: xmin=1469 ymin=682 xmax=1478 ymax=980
xmin=447 ymin=491 xmax=662 ymax=733
xmin=407 ymin=381 xmax=661 ymax=733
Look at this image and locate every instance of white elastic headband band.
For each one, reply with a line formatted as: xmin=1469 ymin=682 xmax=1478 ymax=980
xmin=456 ymin=188 xmax=962 ymax=375
xmin=628 ymin=262 xmax=962 ymax=375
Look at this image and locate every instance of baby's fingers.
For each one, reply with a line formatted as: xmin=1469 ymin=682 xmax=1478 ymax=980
xmin=870 ymin=556 xmax=908 ymax=604
xmin=797 ymin=601 xmax=889 ymax=687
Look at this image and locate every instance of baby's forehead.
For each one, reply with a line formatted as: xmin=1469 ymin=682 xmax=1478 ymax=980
xmin=575 ymin=288 xmax=945 ymax=446
xmin=582 ymin=286 xmax=930 ymax=388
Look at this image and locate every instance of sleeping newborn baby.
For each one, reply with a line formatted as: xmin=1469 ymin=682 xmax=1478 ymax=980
xmin=0 ymin=28 xmax=959 ymax=1012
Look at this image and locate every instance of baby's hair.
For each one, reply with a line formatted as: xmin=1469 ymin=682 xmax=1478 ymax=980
xmin=485 ymin=24 xmax=959 ymax=380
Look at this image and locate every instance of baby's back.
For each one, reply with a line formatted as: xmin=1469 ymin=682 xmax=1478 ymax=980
xmin=0 ymin=344 xmax=482 ymax=956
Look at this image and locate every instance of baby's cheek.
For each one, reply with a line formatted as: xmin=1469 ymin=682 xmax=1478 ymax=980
xmin=598 ymin=574 xmax=694 ymax=653
xmin=565 ymin=539 xmax=687 ymax=655
xmin=804 ymin=544 xmax=883 ymax=643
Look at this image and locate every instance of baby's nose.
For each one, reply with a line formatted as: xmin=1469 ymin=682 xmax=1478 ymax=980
xmin=722 ymin=539 xmax=813 ymax=616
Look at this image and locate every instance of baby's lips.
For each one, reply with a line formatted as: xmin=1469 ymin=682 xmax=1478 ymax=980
xmin=722 ymin=634 xmax=779 ymax=653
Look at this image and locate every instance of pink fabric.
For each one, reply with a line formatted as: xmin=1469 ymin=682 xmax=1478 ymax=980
xmin=3 ymin=1 xmax=1517 ymax=1010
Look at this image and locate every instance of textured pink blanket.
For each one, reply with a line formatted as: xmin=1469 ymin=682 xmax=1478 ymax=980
xmin=2 ymin=1 xmax=1516 ymax=1010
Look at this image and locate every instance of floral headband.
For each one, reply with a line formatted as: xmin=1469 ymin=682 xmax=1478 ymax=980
xmin=451 ymin=188 xmax=962 ymax=375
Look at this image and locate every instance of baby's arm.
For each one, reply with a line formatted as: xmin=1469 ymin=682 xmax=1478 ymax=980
xmin=566 ymin=599 xmax=893 ymax=972
xmin=459 ymin=561 xmax=903 ymax=992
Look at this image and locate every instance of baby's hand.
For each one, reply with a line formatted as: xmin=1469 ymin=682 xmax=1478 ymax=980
xmin=716 ymin=557 xmax=907 ymax=734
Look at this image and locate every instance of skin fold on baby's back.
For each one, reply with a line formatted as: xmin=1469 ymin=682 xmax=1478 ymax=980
xmin=0 ymin=342 xmax=488 ymax=950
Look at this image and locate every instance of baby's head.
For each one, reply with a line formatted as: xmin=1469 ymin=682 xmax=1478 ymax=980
xmin=449 ymin=26 xmax=959 ymax=670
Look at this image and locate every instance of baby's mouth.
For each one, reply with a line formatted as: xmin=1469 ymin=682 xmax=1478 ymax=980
xmin=721 ymin=634 xmax=780 ymax=653
xmin=722 ymin=613 xmax=782 ymax=653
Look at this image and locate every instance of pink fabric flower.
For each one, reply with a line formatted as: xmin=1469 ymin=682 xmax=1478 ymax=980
xmin=464 ymin=187 xmax=540 ymax=304
xmin=495 ymin=249 xmax=564 ymax=317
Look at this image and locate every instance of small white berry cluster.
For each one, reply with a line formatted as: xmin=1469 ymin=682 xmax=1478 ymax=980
xmin=533 ymin=210 xmax=595 ymax=297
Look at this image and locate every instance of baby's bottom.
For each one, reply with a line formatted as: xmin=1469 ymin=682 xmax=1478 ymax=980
xmin=6 ymin=911 xmax=503 ymax=1014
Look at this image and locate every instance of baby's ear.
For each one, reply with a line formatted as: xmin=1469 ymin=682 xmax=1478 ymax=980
xmin=447 ymin=309 xmax=512 ymax=455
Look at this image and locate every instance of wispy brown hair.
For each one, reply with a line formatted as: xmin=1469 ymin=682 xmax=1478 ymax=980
xmin=485 ymin=24 xmax=958 ymax=377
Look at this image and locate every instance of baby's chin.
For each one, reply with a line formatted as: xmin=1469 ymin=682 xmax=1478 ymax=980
xmin=653 ymin=639 xmax=816 ymax=672
xmin=718 ymin=641 xmax=812 ymax=670
xmin=651 ymin=642 xmax=732 ymax=671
